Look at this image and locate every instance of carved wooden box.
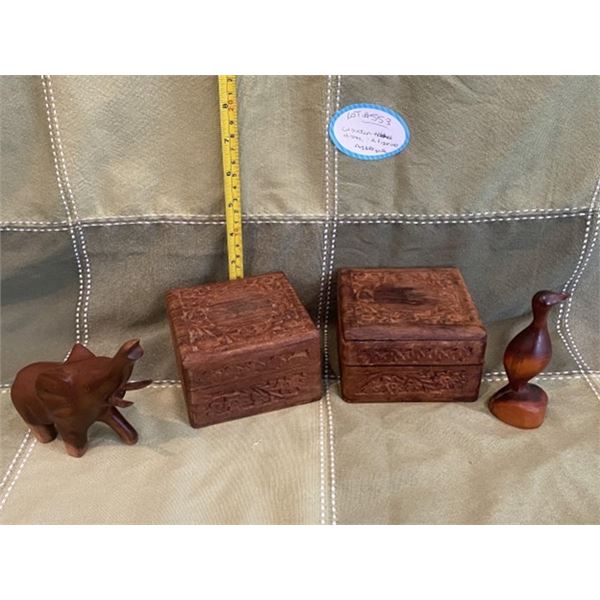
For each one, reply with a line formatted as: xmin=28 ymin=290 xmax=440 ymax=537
xmin=337 ymin=267 xmax=486 ymax=402
xmin=166 ymin=272 xmax=322 ymax=427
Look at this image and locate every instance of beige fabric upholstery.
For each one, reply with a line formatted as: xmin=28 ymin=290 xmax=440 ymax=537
xmin=1 ymin=76 xmax=598 ymax=524
xmin=1 ymin=377 xmax=598 ymax=524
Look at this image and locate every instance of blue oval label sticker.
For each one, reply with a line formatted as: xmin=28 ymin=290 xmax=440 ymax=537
xmin=329 ymin=103 xmax=410 ymax=160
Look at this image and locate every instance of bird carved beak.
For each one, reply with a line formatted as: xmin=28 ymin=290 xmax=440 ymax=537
xmin=546 ymin=291 xmax=570 ymax=306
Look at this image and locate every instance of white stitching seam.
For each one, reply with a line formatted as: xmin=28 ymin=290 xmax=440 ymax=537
xmin=44 ymin=75 xmax=92 ymax=346
xmin=558 ymin=174 xmax=600 ymax=399
xmin=1 ymin=206 xmax=589 ymax=227
xmin=1 ymin=227 xmax=73 ymax=232
xmin=484 ymin=369 xmax=600 ymax=377
xmin=316 ymin=75 xmax=332 ymax=525
xmin=0 ymin=209 xmax=592 ymax=231
xmin=318 ymin=398 xmax=326 ymax=524
xmin=0 ymin=431 xmax=31 ymax=491
xmin=322 ymin=75 xmax=341 ymax=526
xmin=0 ymin=436 xmax=36 ymax=513
xmin=556 ymin=173 xmax=600 ymax=402
xmin=41 ymin=76 xmax=85 ymax=345
xmin=336 ymin=213 xmax=590 ymax=224
xmin=339 ymin=206 xmax=589 ymax=218
xmin=482 ymin=373 xmax=600 ymax=382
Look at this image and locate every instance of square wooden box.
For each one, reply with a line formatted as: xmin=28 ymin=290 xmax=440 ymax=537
xmin=166 ymin=272 xmax=322 ymax=427
xmin=337 ymin=267 xmax=486 ymax=402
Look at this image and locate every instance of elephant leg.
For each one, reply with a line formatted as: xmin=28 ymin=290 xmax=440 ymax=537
xmin=100 ymin=407 xmax=138 ymax=445
xmin=30 ymin=423 xmax=57 ymax=444
xmin=54 ymin=423 xmax=89 ymax=458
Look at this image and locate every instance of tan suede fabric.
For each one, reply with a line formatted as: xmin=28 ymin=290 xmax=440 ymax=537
xmin=0 ymin=384 xmax=322 ymax=524
xmin=238 ymin=76 xmax=328 ymax=215
xmin=1 ymin=76 xmax=62 ymax=221
xmin=45 ymin=76 xmax=224 ymax=219
xmin=1 ymin=377 xmax=598 ymax=524
xmin=338 ymin=76 xmax=600 ymax=215
xmin=334 ymin=376 xmax=600 ymax=524
xmin=1 ymin=76 xmax=598 ymax=524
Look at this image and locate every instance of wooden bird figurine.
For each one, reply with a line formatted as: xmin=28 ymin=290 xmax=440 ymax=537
xmin=489 ymin=290 xmax=569 ymax=429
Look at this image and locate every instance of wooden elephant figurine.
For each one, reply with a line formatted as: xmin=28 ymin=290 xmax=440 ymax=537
xmin=10 ymin=339 xmax=152 ymax=457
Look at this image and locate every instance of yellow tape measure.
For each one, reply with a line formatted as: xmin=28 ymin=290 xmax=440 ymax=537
xmin=218 ymin=75 xmax=244 ymax=280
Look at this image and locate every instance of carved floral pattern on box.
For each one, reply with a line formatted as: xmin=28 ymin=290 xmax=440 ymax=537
xmin=337 ymin=267 xmax=486 ymax=403
xmin=165 ymin=272 xmax=322 ymax=427
xmin=348 ymin=342 xmax=484 ymax=366
xmin=189 ymin=349 xmax=310 ymax=387
xmin=192 ymin=372 xmax=308 ymax=419
xmin=359 ymin=369 xmax=470 ymax=394
xmin=342 ymin=268 xmax=482 ymax=328
xmin=342 ymin=365 xmax=483 ymax=401
xmin=167 ymin=272 xmax=311 ymax=359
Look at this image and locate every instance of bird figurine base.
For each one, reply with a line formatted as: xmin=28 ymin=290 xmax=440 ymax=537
xmin=488 ymin=383 xmax=548 ymax=429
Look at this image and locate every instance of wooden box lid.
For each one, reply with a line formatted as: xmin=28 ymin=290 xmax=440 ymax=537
xmin=338 ymin=267 xmax=486 ymax=342
xmin=166 ymin=272 xmax=318 ymax=367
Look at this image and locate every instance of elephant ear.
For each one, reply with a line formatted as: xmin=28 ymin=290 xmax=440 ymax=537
xmin=35 ymin=370 xmax=76 ymax=419
xmin=65 ymin=343 xmax=95 ymax=363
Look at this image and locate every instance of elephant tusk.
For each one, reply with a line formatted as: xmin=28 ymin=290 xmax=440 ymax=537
xmin=109 ymin=397 xmax=134 ymax=408
xmin=107 ymin=379 xmax=152 ymax=407
xmin=124 ymin=379 xmax=153 ymax=391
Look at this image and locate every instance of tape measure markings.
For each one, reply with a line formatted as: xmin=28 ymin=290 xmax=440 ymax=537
xmin=218 ymin=75 xmax=244 ymax=280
